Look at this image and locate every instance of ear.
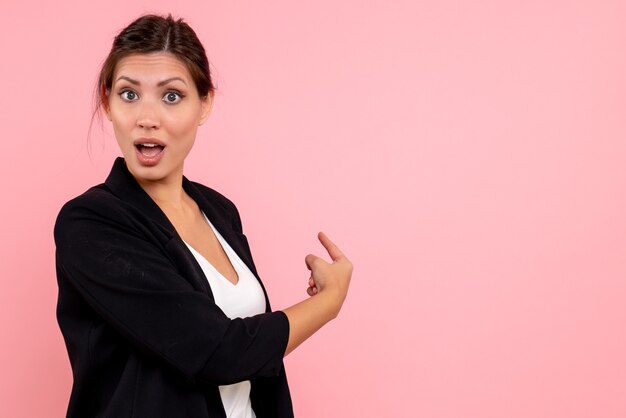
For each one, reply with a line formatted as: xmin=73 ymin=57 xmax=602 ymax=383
xmin=103 ymin=102 xmax=112 ymax=121
xmin=102 ymin=88 xmax=112 ymax=121
xmin=198 ymin=91 xmax=215 ymax=126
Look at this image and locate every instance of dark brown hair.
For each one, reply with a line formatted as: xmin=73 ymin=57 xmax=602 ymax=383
xmin=95 ymin=14 xmax=214 ymax=115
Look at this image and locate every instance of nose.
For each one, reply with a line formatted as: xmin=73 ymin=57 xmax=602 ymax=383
xmin=136 ymin=100 xmax=160 ymax=130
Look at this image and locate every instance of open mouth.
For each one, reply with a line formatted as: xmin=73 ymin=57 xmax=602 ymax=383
xmin=135 ymin=143 xmax=165 ymax=157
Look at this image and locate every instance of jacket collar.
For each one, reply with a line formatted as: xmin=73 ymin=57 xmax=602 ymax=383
xmin=103 ymin=157 xmax=256 ymax=274
xmin=104 ymin=157 xmax=176 ymax=236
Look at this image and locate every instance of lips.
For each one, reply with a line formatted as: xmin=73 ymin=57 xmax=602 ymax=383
xmin=133 ymin=139 xmax=165 ymax=166
xmin=136 ymin=143 xmax=164 ymax=157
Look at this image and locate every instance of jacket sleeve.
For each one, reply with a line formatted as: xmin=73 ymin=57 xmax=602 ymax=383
xmin=54 ymin=191 xmax=289 ymax=386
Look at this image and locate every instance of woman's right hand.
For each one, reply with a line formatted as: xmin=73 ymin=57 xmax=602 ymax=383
xmin=304 ymin=232 xmax=353 ymax=317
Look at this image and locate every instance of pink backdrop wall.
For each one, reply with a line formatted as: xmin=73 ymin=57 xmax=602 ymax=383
xmin=1 ymin=1 xmax=625 ymax=417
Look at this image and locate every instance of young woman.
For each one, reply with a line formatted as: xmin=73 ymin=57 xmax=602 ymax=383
xmin=54 ymin=14 xmax=352 ymax=418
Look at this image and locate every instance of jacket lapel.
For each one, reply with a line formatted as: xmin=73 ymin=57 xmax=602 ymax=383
xmin=102 ymin=158 xmax=268 ymax=308
xmin=183 ymin=180 xmax=257 ymax=275
xmin=182 ymin=180 xmax=273 ymax=311
xmin=103 ymin=158 xmax=213 ymax=296
xmin=104 ymin=157 xmax=177 ymax=237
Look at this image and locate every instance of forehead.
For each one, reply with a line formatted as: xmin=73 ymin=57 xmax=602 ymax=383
xmin=113 ymin=53 xmax=192 ymax=83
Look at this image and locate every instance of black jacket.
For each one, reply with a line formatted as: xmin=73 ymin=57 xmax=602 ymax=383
xmin=54 ymin=157 xmax=293 ymax=417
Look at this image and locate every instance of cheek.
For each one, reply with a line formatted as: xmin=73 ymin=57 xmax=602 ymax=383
xmin=165 ymin=109 xmax=201 ymax=137
xmin=109 ymin=113 xmax=136 ymax=150
xmin=110 ymin=109 xmax=133 ymax=131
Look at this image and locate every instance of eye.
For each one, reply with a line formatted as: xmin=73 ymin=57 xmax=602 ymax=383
xmin=119 ymin=89 xmax=138 ymax=102
xmin=163 ymin=91 xmax=184 ymax=104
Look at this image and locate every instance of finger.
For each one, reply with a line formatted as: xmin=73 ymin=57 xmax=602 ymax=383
xmin=305 ymin=254 xmax=320 ymax=271
xmin=318 ymin=231 xmax=346 ymax=262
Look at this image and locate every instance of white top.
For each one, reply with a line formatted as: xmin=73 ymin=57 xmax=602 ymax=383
xmin=183 ymin=212 xmax=266 ymax=418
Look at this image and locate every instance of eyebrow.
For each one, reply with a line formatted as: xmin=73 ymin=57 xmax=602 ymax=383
xmin=115 ymin=76 xmax=188 ymax=87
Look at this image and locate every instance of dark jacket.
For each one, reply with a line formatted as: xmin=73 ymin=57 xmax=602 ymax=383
xmin=54 ymin=157 xmax=293 ymax=418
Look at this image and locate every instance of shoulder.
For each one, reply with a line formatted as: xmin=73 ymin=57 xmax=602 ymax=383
xmin=54 ymin=184 xmax=134 ymax=245
xmin=56 ymin=183 xmax=128 ymax=219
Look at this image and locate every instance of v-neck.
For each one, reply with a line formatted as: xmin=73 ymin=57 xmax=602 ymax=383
xmin=182 ymin=213 xmax=267 ymax=321
xmin=183 ymin=213 xmax=241 ymax=286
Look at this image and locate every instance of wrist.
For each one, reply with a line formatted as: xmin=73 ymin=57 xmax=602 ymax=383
xmin=315 ymin=288 xmax=342 ymax=320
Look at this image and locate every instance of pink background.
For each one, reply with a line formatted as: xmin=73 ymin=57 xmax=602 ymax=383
xmin=1 ymin=1 xmax=625 ymax=417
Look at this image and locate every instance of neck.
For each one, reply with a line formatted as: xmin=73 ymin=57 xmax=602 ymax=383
xmin=137 ymin=174 xmax=188 ymax=211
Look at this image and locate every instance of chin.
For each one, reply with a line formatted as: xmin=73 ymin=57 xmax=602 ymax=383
xmin=125 ymin=160 xmax=164 ymax=181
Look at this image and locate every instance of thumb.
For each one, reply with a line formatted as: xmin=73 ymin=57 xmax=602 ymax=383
xmin=305 ymin=253 xmax=320 ymax=271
